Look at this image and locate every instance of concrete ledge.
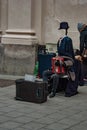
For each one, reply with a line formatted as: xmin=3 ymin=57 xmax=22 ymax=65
xmin=0 ymin=74 xmax=24 ymax=80
xmin=6 ymin=29 xmax=36 ymax=36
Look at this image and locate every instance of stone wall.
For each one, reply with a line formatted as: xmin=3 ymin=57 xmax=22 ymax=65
xmin=0 ymin=0 xmax=87 ymax=76
xmin=0 ymin=0 xmax=39 ymax=76
xmin=43 ymin=0 xmax=87 ymax=50
xmin=0 ymin=43 xmax=38 ymax=76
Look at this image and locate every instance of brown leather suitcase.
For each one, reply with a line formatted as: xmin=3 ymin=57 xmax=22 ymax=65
xmin=15 ymin=79 xmax=48 ymax=103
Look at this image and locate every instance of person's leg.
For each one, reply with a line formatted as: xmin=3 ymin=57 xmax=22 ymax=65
xmin=74 ymin=59 xmax=84 ymax=86
xmin=65 ymin=60 xmax=79 ymax=97
xmin=78 ymin=61 xmax=84 ymax=86
xmin=65 ymin=79 xmax=79 ymax=97
xmin=42 ymin=70 xmax=53 ymax=82
xmin=42 ymin=70 xmax=53 ymax=94
xmin=82 ymin=64 xmax=87 ymax=79
xmin=49 ymin=74 xmax=59 ymax=98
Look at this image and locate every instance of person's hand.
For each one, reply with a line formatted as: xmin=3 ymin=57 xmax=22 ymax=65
xmin=75 ymin=55 xmax=83 ymax=61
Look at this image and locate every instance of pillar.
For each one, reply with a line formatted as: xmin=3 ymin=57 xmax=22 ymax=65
xmin=1 ymin=0 xmax=39 ymax=76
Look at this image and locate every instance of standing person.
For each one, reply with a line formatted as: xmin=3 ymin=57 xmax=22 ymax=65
xmin=77 ymin=23 xmax=87 ymax=55
xmin=77 ymin=23 xmax=87 ymax=80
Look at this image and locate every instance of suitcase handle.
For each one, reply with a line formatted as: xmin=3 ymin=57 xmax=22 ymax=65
xmin=36 ymin=88 xmax=43 ymax=99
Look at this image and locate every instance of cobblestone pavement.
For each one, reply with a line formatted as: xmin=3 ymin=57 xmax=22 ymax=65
xmin=0 ymin=76 xmax=87 ymax=130
xmin=0 ymin=79 xmax=15 ymax=88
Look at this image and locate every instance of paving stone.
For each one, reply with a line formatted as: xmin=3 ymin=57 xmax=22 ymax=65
xmin=22 ymin=121 xmax=46 ymax=130
xmin=0 ymin=80 xmax=87 ymax=130
xmin=0 ymin=121 xmax=21 ymax=129
xmin=46 ymin=122 xmax=69 ymax=130
xmin=0 ymin=115 xmax=10 ymax=123
xmin=12 ymin=115 xmax=34 ymax=123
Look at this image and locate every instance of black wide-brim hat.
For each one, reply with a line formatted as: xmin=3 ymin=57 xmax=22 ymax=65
xmin=58 ymin=22 xmax=69 ymax=30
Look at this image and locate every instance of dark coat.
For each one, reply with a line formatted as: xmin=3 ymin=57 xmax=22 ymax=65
xmin=57 ymin=36 xmax=75 ymax=59
xmin=57 ymin=36 xmax=80 ymax=96
xmin=80 ymin=26 xmax=87 ymax=54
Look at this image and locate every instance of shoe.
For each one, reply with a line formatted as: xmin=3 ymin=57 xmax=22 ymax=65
xmin=49 ymin=92 xmax=55 ymax=98
xmin=65 ymin=94 xmax=71 ymax=97
xmin=65 ymin=91 xmax=79 ymax=97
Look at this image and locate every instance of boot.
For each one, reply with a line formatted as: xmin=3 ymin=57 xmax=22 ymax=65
xmin=49 ymin=92 xmax=55 ymax=98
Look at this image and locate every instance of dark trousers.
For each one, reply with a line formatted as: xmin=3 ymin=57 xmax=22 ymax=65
xmin=43 ymin=59 xmax=84 ymax=97
xmin=65 ymin=59 xmax=84 ymax=97
xmin=82 ymin=64 xmax=87 ymax=78
xmin=42 ymin=70 xmax=59 ymax=94
xmin=74 ymin=59 xmax=84 ymax=86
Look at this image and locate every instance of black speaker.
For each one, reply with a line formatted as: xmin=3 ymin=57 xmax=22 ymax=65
xmin=15 ymin=79 xmax=48 ymax=103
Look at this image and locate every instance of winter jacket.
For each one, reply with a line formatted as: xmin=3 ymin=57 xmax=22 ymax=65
xmin=57 ymin=36 xmax=75 ymax=59
xmin=79 ymin=26 xmax=87 ymax=54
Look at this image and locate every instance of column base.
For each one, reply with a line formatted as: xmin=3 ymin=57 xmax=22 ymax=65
xmin=0 ymin=30 xmax=39 ymax=76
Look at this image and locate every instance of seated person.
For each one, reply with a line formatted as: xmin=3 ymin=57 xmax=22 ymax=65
xmin=43 ymin=22 xmax=80 ymax=98
xmin=43 ymin=60 xmax=61 ymax=98
xmin=43 ymin=56 xmax=74 ymax=98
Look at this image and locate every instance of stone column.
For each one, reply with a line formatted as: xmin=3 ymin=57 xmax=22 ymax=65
xmin=0 ymin=0 xmax=8 ymax=35
xmin=34 ymin=0 xmax=42 ymax=44
xmin=2 ymin=0 xmax=37 ymax=40
xmin=0 ymin=0 xmax=2 ymax=41
xmin=1 ymin=0 xmax=39 ymax=76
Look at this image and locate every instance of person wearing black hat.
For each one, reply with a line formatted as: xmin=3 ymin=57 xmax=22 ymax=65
xmin=57 ymin=22 xmax=75 ymax=59
xmin=50 ymin=21 xmax=82 ymax=97
xmin=58 ymin=22 xmax=69 ymax=35
xmin=43 ymin=22 xmax=79 ymax=98
xmin=56 ymin=22 xmax=79 ymax=97
xmin=56 ymin=22 xmax=84 ymax=97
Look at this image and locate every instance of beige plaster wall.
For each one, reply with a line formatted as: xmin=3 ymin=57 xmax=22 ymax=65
xmin=0 ymin=0 xmax=87 ymax=75
xmin=43 ymin=0 xmax=87 ymax=49
xmin=34 ymin=0 xmax=42 ymax=44
xmin=0 ymin=0 xmax=1 ymax=27
xmin=0 ymin=0 xmax=8 ymax=34
xmin=8 ymin=0 xmax=31 ymax=30
xmin=0 ymin=0 xmax=38 ymax=76
xmin=1 ymin=0 xmax=87 ymax=47
xmin=0 ymin=0 xmax=2 ymax=41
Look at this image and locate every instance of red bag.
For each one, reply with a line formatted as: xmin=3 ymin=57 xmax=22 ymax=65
xmin=51 ymin=57 xmax=65 ymax=74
